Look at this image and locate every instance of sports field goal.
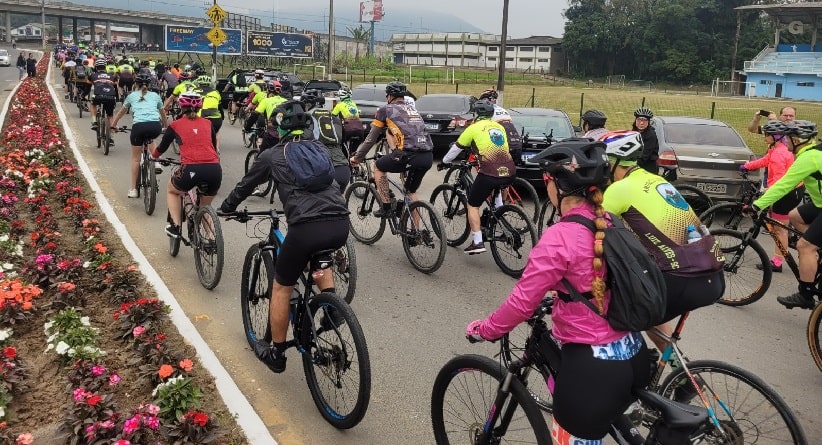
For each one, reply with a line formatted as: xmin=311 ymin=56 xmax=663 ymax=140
xmin=606 ymin=74 xmax=625 ymax=89
xmin=711 ymin=79 xmax=755 ymax=97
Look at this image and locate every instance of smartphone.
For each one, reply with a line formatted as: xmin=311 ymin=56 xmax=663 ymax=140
xmin=759 ymin=109 xmax=771 ymax=117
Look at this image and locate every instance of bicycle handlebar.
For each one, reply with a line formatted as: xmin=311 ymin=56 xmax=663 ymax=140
xmin=218 ymin=208 xmax=285 ymax=223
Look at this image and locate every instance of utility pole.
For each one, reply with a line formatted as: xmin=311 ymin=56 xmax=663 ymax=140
xmin=496 ymin=0 xmax=509 ymax=107
xmin=42 ymin=0 xmax=47 ymax=48
xmin=328 ymin=0 xmax=334 ymax=79
xmin=212 ymin=0 xmax=217 ymax=84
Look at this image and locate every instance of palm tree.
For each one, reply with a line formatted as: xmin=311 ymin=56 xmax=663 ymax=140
xmin=347 ymin=25 xmax=370 ymax=61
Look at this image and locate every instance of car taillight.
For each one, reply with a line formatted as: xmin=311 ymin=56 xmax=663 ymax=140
xmin=657 ymin=150 xmax=678 ymax=168
xmin=450 ymin=118 xmax=469 ymax=129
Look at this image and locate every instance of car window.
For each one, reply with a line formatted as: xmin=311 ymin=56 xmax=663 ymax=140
xmin=510 ymin=116 xmax=575 ymax=139
xmin=663 ymin=123 xmax=746 ymax=147
xmin=0 ymin=50 xmax=7 ymax=56
xmin=304 ymin=80 xmax=342 ymax=91
xmin=352 ymin=87 xmax=386 ymax=102
xmin=416 ymin=96 xmax=471 ymax=113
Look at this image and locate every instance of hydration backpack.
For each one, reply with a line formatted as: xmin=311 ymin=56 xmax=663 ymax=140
xmin=310 ymin=109 xmax=342 ymax=146
xmin=561 ymin=213 xmax=667 ymax=332
xmin=74 ymin=65 xmax=87 ymax=79
xmin=234 ymin=71 xmax=248 ymax=88
xmin=283 ymin=139 xmax=335 ymax=192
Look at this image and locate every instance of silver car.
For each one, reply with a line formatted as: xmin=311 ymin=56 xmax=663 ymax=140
xmin=654 ymin=116 xmax=758 ymax=201
xmin=0 ymin=50 xmax=10 ymax=67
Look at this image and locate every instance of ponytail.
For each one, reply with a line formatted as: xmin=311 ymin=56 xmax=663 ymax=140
xmin=139 ymin=84 xmax=148 ymax=101
xmin=587 ymin=188 xmax=607 ymax=315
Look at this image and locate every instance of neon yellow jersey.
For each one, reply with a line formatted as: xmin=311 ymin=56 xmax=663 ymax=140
xmin=248 ymin=81 xmax=266 ymax=95
xmin=456 ymin=119 xmax=515 ymax=177
xmin=105 ymin=64 xmax=117 ymax=75
xmin=256 ymin=95 xmax=287 ymax=119
xmin=755 ymin=141 xmax=822 ymax=209
xmin=118 ymin=65 xmax=134 ymax=75
xmin=172 ymin=81 xmax=197 ymax=97
xmin=197 ymin=88 xmax=222 ymax=119
xmin=332 ymin=99 xmax=360 ymax=120
xmin=251 ymin=91 xmax=271 ymax=109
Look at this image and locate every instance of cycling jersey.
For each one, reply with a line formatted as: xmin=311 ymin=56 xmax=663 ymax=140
xmin=255 ymin=95 xmax=287 ymax=119
xmin=455 ymin=119 xmax=516 ymax=178
xmin=229 ymin=73 xmax=249 ymax=92
xmin=89 ymin=72 xmax=117 ymax=98
xmin=491 ymin=105 xmax=522 ymax=153
xmin=353 ymin=100 xmax=433 ymax=158
xmin=156 ymin=117 xmax=219 ymax=165
xmin=755 ymin=140 xmax=822 ymax=209
xmin=171 ymin=81 xmax=197 ymax=97
xmin=332 ymin=99 xmax=364 ymax=132
xmin=194 ymin=85 xmax=222 ymax=119
xmin=123 ymin=90 xmax=164 ymax=124
xmin=105 ymin=64 xmax=118 ymax=75
xmin=248 ymin=80 xmax=266 ymax=96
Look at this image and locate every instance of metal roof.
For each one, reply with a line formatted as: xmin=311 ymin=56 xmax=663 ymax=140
xmin=735 ymin=2 xmax=822 ymax=24
xmin=505 ymin=36 xmax=563 ymax=46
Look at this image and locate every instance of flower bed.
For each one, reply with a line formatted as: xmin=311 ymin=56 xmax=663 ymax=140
xmin=0 ymin=55 xmax=246 ymax=444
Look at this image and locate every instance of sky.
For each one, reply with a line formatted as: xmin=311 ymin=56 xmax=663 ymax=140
xmin=215 ymin=0 xmax=570 ymax=38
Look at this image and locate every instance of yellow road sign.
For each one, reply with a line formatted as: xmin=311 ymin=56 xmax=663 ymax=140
xmin=206 ymin=26 xmax=227 ymax=46
xmin=206 ymin=3 xmax=228 ymax=24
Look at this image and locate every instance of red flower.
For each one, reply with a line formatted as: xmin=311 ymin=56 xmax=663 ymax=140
xmin=87 ymin=394 xmax=102 ymax=406
xmin=3 ymin=347 xmax=16 ymax=360
xmin=158 ymin=364 xmax=174 ymax=379
xmin=192 ymin=411 xmax=209 ymax=427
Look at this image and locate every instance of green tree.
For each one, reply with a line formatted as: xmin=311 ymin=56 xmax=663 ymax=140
xmin=347 ymin=25 xmax=371 ymax=61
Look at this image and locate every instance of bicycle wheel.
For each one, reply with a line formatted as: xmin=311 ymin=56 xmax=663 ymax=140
xmin=431 ymin=354 xmax=551 ymax=445
xmin=710 ymin=228 xmax=771 ymax=306
xmin=301 ymin=292 xmax=371 ymax=429
xmin=807 ymin=303 xmax=822 ymax=373
xmin=95 ymin=113 xmax=103 ymax=149
xmin=659 ymin=359 xmax=807 ymax=444
xmin=77 ymin=99 xmax=83 ymax=118
xmin=244 ymin=149 xmax=273 ymax=197
xmin=168 ymin=210 xmax=181 ymax=257
xmin=429 ymin=183 xmax=470 ymax=247
xmin=344 ymin=181 xmax=386 ymax=245
xmin=103 ymin=121 xmax=111 ymax=155
xmin=193 ymin=205 xmax=224 ymax=290
xmin=401 ymin=200 xmax=446 ymax=274
xmin=490 ymin=204 xmax=538 ymax=278
xmin=142 ymin=158 xmax=157 ymax=216
xmin=242 ymin=127 xmax=252 ymax=147
xmin=501 ymin=325 xmax=554 ymax=413
xmin=332 ymin=237 xmax=357 ymax=304
xmin=504 ymin=178 xmax=540 ymax=224
xmin=676 ymin=184 xmax=714 ymax=218
xmin=240 ymin=245 xmax=273 ymax=348
xmin=700 ymin=202 xmax=751 ymax=232
xmin=537 ymin=199 xmax=559 ymax=238
xmin=442 ymin=164 xmax=471 ymax=186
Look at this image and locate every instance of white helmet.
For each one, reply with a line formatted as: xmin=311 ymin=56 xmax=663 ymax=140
xmin=600 ymin=130 xmax=644 ymax=162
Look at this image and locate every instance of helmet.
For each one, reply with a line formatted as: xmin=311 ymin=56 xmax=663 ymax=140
xmin=274 ymin=100 xmax=311 ymax=131
xmin=179 ymin=71 xmax=194 ymax=80
xmin=479 ymin=88 xmax=498 ymax=101
xmin=786 ymin=120 xmax=818 ymax=141
xmin=339 ymin=87 xmax=352 ymax=100
xmin=183 ymin=64 xmax=192 ymax=71
xmin=194 ymin=67 xmax=207 ymax=76
xmin=195 ymin=75 xmax=212 ymax=85
xmin=471 ymin=99 xmax=495 ymax=119
xmin=254 ymin=69 xmax=264 ymax=77
xmin=300 ymin=89 xmax=325 ymax=107
xmin=762 ymin=120 xmax=790 ymax=136
xmin=634 ymin=106 xmax=654 ymax=119
xmin=267 ymin=80 xmax=282 ymax=93
xmin=600 ymin=130 xmax=644 ymax=162
xmin=135 ymin=73 xmax=152 ymax=86
xmin=530 ymin=139 xmax=610 ymax=191
xmin=178 ymin=92 xmax=203 ymax=109
xmin=278 ymin=79 xmax=292 ymax=94
xmin=385 ymin=81 xmax=407 ymax=98
xmin=94 ymin=59 xmax=106 ymax=70
xmin=582 ymin=109 xmax=607 ymax=127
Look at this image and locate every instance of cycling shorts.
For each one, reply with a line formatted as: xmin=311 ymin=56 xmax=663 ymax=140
xmin=771 ymin=185 xmax=804 ymax=218
xmin=170 ymin=163 xmax=222 ymax=197
xmin=796 ymin=202 xmax=822 ymax=246
xmin=333 ymin=165 xmax=351 ymax=193
xmin=92 ymin=96 xmax=116 ymax=116
xmin=275 ymin=218 xmax=349 ymax=287
xmin=119 ymin=77 xmax=134 ymax=90
xmin=375 ymin=150 xmax=433 ymax=194
xmin=206 ymin=117 xmax=223 ymax=134
xmin=232 ymin=92 xmax=249 ymax=103
xmin=130 ymin=121 xmax=162 ymax=147
xmin=467 ymin=173 xmax=514 ymax=208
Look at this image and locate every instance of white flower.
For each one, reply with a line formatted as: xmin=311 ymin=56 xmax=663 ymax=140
xmin=82 ymin=261 xmax=91 ymax=269
xmin=1 ymin=263 xmax=13 ymax=271
xmin=46 ymin=333 xmax=57 ymax=343
xmin=46 ymin=343 xmax=54 ymax=352
xmin=0 ymin=405 xmax=5 ymax=420
xmin=43 ymin=320 xmax=54 ymax=333
xmin=80 ymin=316 xmax=90 ymax=326
xmin=0 ymin=235 xmax=8 ymax=242
xmin=55 ymin=341 xmax=70 ymax=355
xmin=0 ymin=329 xmax=12 ymax=342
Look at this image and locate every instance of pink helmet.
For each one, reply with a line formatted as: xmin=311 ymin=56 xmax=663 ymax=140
xmin=178 ymin=92 xmax=203 ymax=109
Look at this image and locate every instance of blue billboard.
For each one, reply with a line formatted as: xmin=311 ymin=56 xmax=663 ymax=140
xmin=164 ymin=25 xmax=242 ymax=55
xmin=247 ymin=31 xmax=313 ymax=58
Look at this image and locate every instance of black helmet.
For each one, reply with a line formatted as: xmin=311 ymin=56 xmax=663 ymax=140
xmin=274 ymin=100 xmax=311 ymax=132
xmin=582 ymin=109 xmax=607 ymax=127
xmin=479 ymin=88 xmax=498 ymax=101
xmin=762 ymin=120 xmax=790 ymax=136
xmin=530 ymin=139 xmax=610 ymax=191
xmin=385 ymin=81 xmax=407 ymax=98
xmin=300 ymin=89 xmax=325 ymax=107
xmin=135 ymin=73 xmax=152 ymax=86
xmin=786 ymin=120 xmax=818 ymax=141
xmin=472 ymin=99 xmax=495 ymax=118
xmin=634 ymin=106 xmax=654 ymax=119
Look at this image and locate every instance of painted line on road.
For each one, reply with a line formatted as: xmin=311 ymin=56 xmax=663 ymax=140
xmin=39 ymin=54 xmax=277 ymax=444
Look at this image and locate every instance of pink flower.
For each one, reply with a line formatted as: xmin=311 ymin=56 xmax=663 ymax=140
xmin=83 ymin=424 xmax=95 ymax=439
xmin=115 ymin=440 xmax=131 ymax=445
xmin=91 ymin=365 xmax=106 ymax=376
xmin=15 ymin=433 xmax=34 ymax=445
xmin=108 ymin=373 xmax=121 ymax=385
xmin=144 ymin=404 xmax=159 ymax=416
xmin=145 ymin=415 xmax=159 ymax=430
xmin=73 ymin=388 xmax=85 ymax=401
xmin=98 ymin=420 xmax=115 ymax=429
xmin=123 ymin=416 xmax=140 ymax=435
xmin=132 ymin=325 xmax=145 ymax=337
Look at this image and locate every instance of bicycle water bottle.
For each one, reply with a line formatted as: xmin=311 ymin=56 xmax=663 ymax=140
xmin=686 ymin=225 xmax=702 ymax=244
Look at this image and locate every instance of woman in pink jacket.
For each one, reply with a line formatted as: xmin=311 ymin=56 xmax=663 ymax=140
xmin=740 ymin=120 xmax=804 ymax=272
xmin=466 ymin=140 xmax=650 ymax=445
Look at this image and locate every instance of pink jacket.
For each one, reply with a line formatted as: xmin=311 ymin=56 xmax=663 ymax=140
xmin=477 ymin=203 xmax=629 ymax=345
xmin=743 ymin=140 xmax=794 ymax=187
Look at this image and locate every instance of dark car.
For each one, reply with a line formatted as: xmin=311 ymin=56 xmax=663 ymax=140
xmin=653 ymin=116 xmax=758 ymax=201
xmin=351 ymin=83 xmax=389 ymax=130
xmin=264 ymin=70 xmax=304 ymax=96
xmin=415 ymin=94 xmax=477 ymax=152
xmin=508 ymin=107 xmax=578 ymax=186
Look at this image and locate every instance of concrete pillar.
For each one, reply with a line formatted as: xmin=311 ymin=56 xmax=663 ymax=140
xmin=106 ymin=22 xmax=111 ymax=45
xmin=89 ymin=19 xmax=96 ymax=44
xmin=72 ymin=17 xmax=78 ymax=45
xmin=138 ymin=24 xmax=143 ymax=46
xmin=4 ymin=12 xmax=11 ymax=43
xmin=58 ymin=17 xmax=64 ymax=45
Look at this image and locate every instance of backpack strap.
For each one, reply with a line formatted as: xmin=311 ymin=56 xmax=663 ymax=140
xmin=560 ymin=278 xmax=607 ymax=321
xmin=563 ymin=212 xmax=621 ymax=231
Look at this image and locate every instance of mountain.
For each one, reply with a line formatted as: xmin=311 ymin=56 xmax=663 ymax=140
xmin=55 ymin=1 xmax=487 ymax=41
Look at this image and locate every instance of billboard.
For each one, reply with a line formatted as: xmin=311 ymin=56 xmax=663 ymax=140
xmin=360 ymin=0 xmax=384 ymax=22
xmin=164 ymin=25 xmax=242 ymax=55
xmin=246 ymin=31 xmax=313 ymax=58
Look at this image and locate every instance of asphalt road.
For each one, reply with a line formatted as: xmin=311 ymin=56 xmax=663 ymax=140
xmin=2 ymin=52 xmax=819 ymax=444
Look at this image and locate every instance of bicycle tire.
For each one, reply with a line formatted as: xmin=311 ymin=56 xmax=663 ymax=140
xmin=301 ymin=292 xmax=371 ymax=429
xmin=537 ymin=199 xmax=559 ymax=238
xmin=658 ymin=359 xmax=807 ymax=444
xmin=240 ymin=245 xmax=273 ymax=348
xmin=699 ymin=202 xmax=750 ymax=232
xmin=142 ymin=158 xmax=157 ymax=216
xmin=95 ymin=113 xmax=103 ymax=149
xmin=505 ymin=178 xmax=541 ymax=224
xmin=442 ymin=164 xmax=472 ymax=186
xmin=490 ymin=204 xmax=538 ymax=278
xmin=711 ymin=228 xmax=772 ymax=306
xmin=431 ymin=354 xmax=551 ymax=445
xmin=77 ymin=99 xmax=83 ymax=119
xmin=344 ymin=181 xmax=386 ymax=245
xmin=103 ymin=121 xmax=111 ymax=155
xmin=501 ymin=327 xmax=554 ymax=413
xmin=429 ymin=183 xmax=470 ymax=247
xmin=332 ymin=237 xmax=357 ymax=304
xmin=244 ymin=149 xmax=273 ymax=197
xmin=675 ymin=184 xmax=714 ymax=218
xmin=193 ymin=205 xmax=224 ymax=290
xmin=242 ymin=127 xmax=251 ymax=147
xmin=401 ymin=200 xmax=446 ymax=274
xmin=807 ymin=303 xmax=822 ymax=373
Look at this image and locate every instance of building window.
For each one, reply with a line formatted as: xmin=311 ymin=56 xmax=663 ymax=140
xmin=798 ymin=82 xmax=815 ymax=87
xmin=553 ymin=47 xmax=562 ymax=53
xmin=506 ymin=46 xmax=515 ymax=52
xmin=505 ymin=57 xmax=514 ymax=62
xmin=538 ymin=58 xmax=549 ymax=63
xmin=520 ymin=58 xmax=532 ymax=62
xmin=487 ymin=57 xmax=497 ymax=61
xmin=519 ymin=46 xmax=534 ymax=52
xmin=488 ymin=46 xmax=498 ymax=52
xmin=538 ymin=46 xmax=550 ymax=52
xmin=759 ymin=80 xmax=773 ymax=85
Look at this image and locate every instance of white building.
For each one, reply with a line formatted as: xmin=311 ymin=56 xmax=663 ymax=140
xmin=10 ymin=24 xmax=43 ymax=41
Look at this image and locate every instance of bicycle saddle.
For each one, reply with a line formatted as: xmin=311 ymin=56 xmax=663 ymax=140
xmin=635 ymin=389 xmax=708 ymax=429
xmin=310 ymin=249 xmax=336 ymax=272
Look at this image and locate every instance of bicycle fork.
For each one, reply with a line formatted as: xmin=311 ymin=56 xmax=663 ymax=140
xmin=479 ymin=372 xmax=523 ymax=444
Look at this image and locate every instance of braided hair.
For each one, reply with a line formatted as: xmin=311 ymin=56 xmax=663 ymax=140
xmin=588 ymin=188 xmax=608 ymax=315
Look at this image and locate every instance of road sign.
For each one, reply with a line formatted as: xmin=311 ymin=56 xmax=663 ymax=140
xmin=206 ymin=3 xmax=228 ymax=24
xmin=206 ymin=26 xmax=226 ymax=46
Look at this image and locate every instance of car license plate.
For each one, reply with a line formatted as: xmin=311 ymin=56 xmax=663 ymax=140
xmin=696 ymin=182 xmax=727 ymax=194
xmin=425 ymin=122 xmax=440 ymax=131
xmin=521 ymin=152 xmax=538 ymax=163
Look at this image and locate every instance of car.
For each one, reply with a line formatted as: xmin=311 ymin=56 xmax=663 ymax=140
xmin=264 ymin=70 xmax=304 ymax=96
xmin=508 ymin=107 xmax=579 ymax=186
xmin=0 ymin=50 xmax=10 ymax=67
xmin=351 ymin=83 xmax=388 ymax=130
xmin=653 ymin=116 xmax=758 ymax=201
xmin=415 ymin=94 xmax=477 ymax=152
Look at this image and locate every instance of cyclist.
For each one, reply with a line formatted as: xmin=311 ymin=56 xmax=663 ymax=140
xmin=441 ymin=99 xmax=517 ymax=254
xmin=350 ymin=81 xmax=434 ymax=217
xmin=247 ymin=81 xmax=287 ymax=149
xmin=150 ymin=92 xmax=221 ymax=239
xmin=224 ymin=69 xmax=250 ymax=124
xmin=331 ymin=87 xmax=365 ymax=150
xmin=244 ymin=69 xmax=267 ymax=111
xmin=117 ymin=60 xmax=135 ymax=97
xmin=631 ymin=106 xmax=659 ymax=174
xmin=302 ymin=89 xmax=350 ymax=191
xmin=163 ymin=71 xmax=196 ymax=116
xmin=192 ymin=75 xmax=224 ymax=152
xmin=740 ymin=120 xmax=803 ymax=273
xmin=89 ymin=60 xmax=118 ymax=138
xmin=111 ymin=73 xmax=167 ymax=199
xmin=159 ymin=66 xmax=179 ymax=99
xmin=61 ymin=57 xmax=77 ymax=94
xmin=466 ymin=139 xmax=651 ymax=445
xmin=599 ymin=130 xmax=725 ymax=352
xmin=477 ymin=87 xmax=523 ymax=163
xmin=581 ymin=109 xmax=609 ymax=140
xmin=751 ymin=120 xmax=822 ymax=309
xmin=218 ymin=100 xmax=349 ymax=373
xmin=168 ymin=63 xmax=182 ymax=79
xmin=71 ymin=58 xmax=92 ymax=107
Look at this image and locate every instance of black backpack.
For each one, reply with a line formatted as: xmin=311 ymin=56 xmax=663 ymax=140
xmin=74 ymin=65 xmax=87 ymax=79
xmin=310 ymin=109 xmax=342 ymax=146
xmin=234 ymin=71 xmax=248 ymax=88
xmin=283 ymin=139 xmax=335 ymax=192
xmin=561 ymin=213 xmax=667 ymax=332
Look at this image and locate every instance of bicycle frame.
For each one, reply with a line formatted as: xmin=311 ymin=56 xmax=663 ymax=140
xmin=735 ymin=210 xmax=804 ymax=279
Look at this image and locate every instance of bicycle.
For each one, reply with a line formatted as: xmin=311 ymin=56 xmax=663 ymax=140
xmin=94 ymin=102 xmax=112 ymax=155
xmin=243 ymin=143 xmax=274 ymax=200
xmin=345 ymin=156 xmax=447 ymax=274
xmin=74 ymin=86 xmax=88 ymax=118
xmin=112 ymin=126 xmax=159 ymax=215
xmin=221 ymin=208 xmax=371 ymax=428
xmin=431 ymin=297 xmax=808 ymax=444
xmin=160 ymin=158 xmax=224 ymax=290
xmin=242 ymin=122 xmax=264 ymax=151
xmin=430 ymin=160 xmax=538 ymax=278
xmin=808 ymin=302 xmax=822 ymax=372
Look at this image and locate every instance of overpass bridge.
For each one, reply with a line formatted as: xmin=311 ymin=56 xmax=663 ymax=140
xmin=0 ymin=0 xmax=207 ymax=46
